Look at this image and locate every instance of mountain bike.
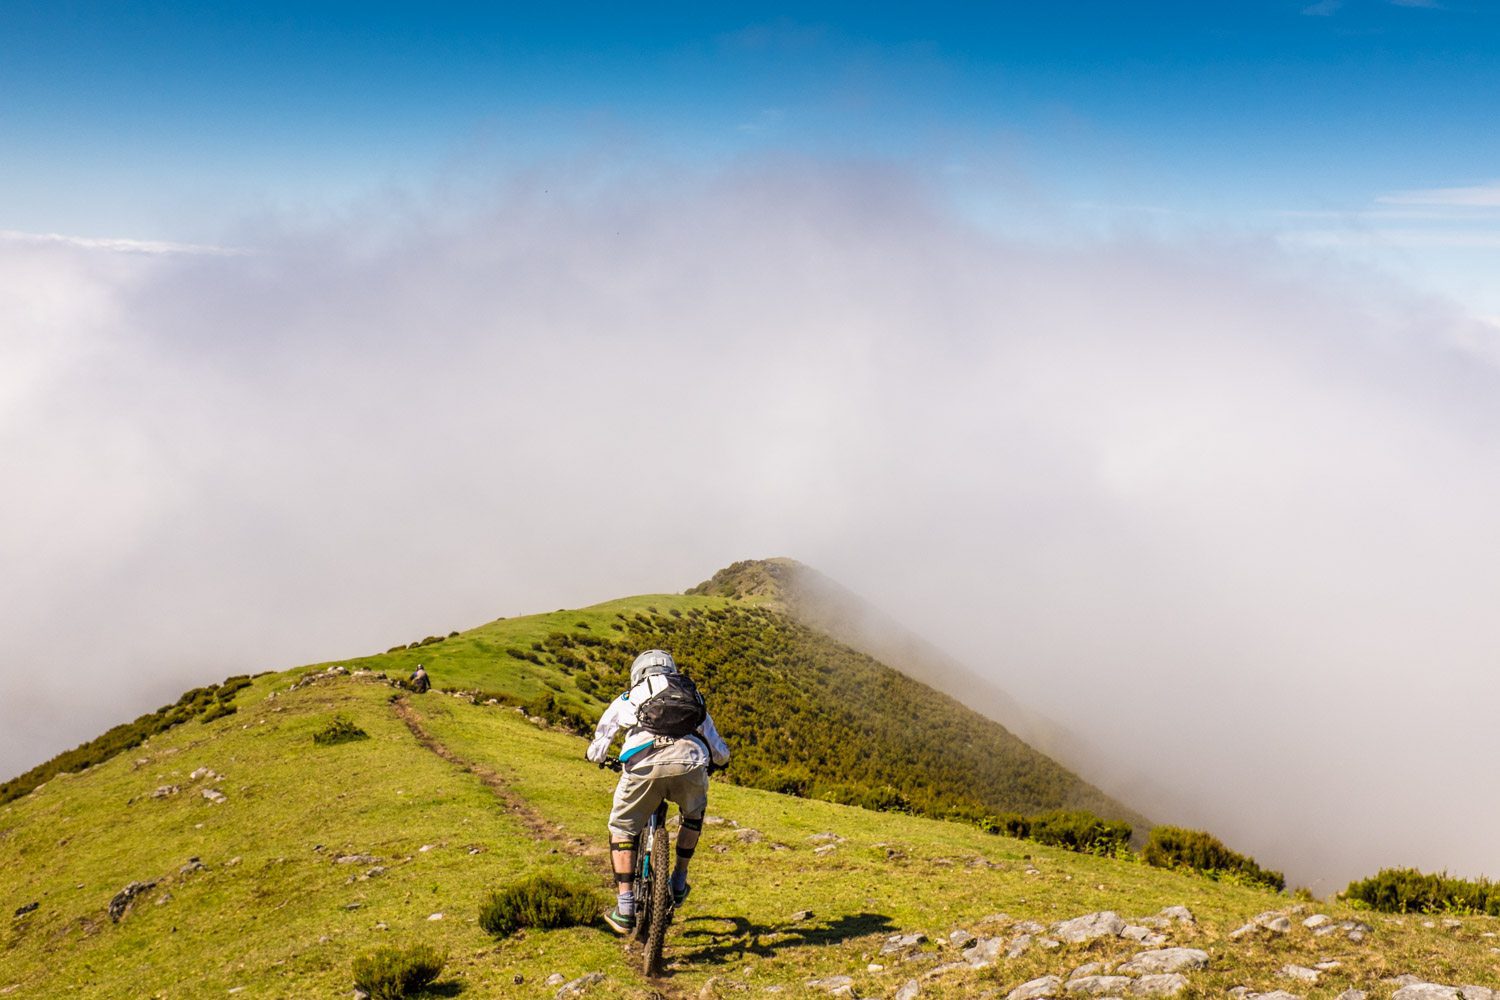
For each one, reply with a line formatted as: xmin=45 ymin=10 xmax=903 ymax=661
xmin=601 ymin=758 xmax=675 ymax=977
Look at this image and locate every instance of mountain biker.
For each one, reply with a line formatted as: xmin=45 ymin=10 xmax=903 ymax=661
xmin=586 ymin=649 xmax=730 ymax=934
xmin=409 ymin=664 xmax=430 ymax=694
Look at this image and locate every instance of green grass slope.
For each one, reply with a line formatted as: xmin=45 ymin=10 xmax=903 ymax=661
xmin=334 ymin=589 xmax=1135 ymax=825
xmin=4 ymin=668 xmax=1497 ymax=999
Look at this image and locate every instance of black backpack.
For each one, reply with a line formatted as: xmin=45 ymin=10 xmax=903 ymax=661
xmin=635 ymin=673 xmax=707 ymax=738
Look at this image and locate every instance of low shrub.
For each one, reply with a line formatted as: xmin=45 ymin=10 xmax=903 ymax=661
xmin=1028 ymin=810 xmax=1132 ymax=855
xmin=351 ymin=943 xmax=446 ymax=1000
xmin=1144 ymin=825 xmax=1285 ymax=891
xmin=478 ymin=874 xmax=602 ymax=938
xmin=199 ymin=701 xmax=237 ymax=724
xmin=313 ymin=715 xmax=369 ymax=746
xmin=1344 ymin=867 xmax=1500 ymax=915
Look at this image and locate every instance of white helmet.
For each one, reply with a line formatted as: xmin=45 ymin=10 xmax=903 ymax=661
xmin=630 ymin=649 xmax=677 ymax=687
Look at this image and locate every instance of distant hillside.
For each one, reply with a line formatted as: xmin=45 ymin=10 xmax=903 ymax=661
xmin=690 ymin=558 xmax=1151 ymax=829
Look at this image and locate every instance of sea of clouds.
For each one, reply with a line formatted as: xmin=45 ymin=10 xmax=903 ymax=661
xmin=4 ymin=158 xmax=1497 ymax=891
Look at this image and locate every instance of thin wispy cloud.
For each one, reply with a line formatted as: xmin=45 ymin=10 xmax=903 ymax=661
xmin=1379 ymin=180 xmax=1500 ymax=208
xmin=0 ymin=229 xmax=247 ymax=256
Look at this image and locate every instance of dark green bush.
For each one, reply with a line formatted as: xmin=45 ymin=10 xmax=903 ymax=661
xmin=352 ymin=943 xmax=446 ymax=1000
xmin=1144 ymin=825 xmax=1284 ymax=891
xmin=1026 ymin=810 xmax=1131 ymax=855
xmin=478 ymin=874 xmax=602 ymax=937
xmin=1344 ymin=868 xmax=1500 ymax=915
xmin=199 ymin=701 xmax=237 ymax=724
xmin=312 ymin=715 xmax=369 ymax=746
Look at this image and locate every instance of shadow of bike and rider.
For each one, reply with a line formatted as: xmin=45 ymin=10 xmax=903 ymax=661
xmin=673 ymin=910 xmax=896 ymax=967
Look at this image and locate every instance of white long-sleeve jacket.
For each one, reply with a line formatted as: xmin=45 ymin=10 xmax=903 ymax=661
xmin=586 ymin=674 xmax=730 ymax=768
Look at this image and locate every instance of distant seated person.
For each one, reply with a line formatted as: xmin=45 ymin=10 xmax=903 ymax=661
xmin=409 ymin=664 xmax=430 ymax=694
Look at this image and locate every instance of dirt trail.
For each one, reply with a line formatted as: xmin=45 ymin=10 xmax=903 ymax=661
xmin=392 ymin=696 xmax=598 ymax=860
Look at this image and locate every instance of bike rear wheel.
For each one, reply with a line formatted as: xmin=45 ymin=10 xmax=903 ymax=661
xmin=641 ymin=820 xmax=672 ymax=976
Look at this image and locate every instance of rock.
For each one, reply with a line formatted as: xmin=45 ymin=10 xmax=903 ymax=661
xmin=201 ymin=789 xmax=226 ymax=804
xmin=1246 ymin=992 xmax=1302 ymax=1000
xmin=880 ymin=932 xmax=927 ymax=956
xmin=895 ymin=981 xmax=921 ymax=1000
xmin=1005 ymin=934 xmax=1033 ymax=959
xmin=13 ymin=902 xmax=38 ymax=918
xmin=1121 ymin=925 xmax=1151 ymax=941
xmin=108 ymin=880 xmax=158 ymax=922
xmin=335 ymin=854 xmax=379 ymax=865
xmin=1131 ymin=975 xmax=1188 ymax=997
xmin=1067 ymin=976 xmax=1135 ymax=996
xmin=545 ymin=974 xmax=566 ymax=986
xmin=189 ymin=767 xmax=218 ymax=781
xmin=354 ymin=990 xmax=370 ymax=1000
xmin=1229 ymin=912 xmax=1291 ymax=940
xmin=1302 ymin=914 xmax=1331 ymax=929
xmin=1037 ymin=938 xmax=1060 ymax=949
xmin=427 ymin=912 xmax=443 ymax=921
xmin=814 ymin=844 xmax=839 ymax=856
xmin=1007 ymin=975 xmax=1064 ymax=1000
xmin=1313 ymin=961 xmax=1342 ymax=971
xmin=179 ymin=857 xmax=205 ymax=875
xmin=1460 ymin=989 xmax=1494 ymax=1000
xmin=963 ymin=937 xmax=1004 ymax=967
xmin=419 ymin=844 xmax=435 ymax=853
xmin=1053 ymin=911 xmax=1125 ymax=943
xmin=808 ymin=832 xmax=845 ymax=844
xmin=556 ymin=972 xmax=605 ymax=997
xmin=1014 ymin=920 xmax=1045 ymax=935
xmin=734 ymin=828 xmax=762 ymax=844
xmin=1158 ymin=906 xmax=1195 ymax=924
xmin=806 ymin=976 xmax=855 ymax=993
xmin=1335 ymin=991 xmax=1368 ymax=1000
xmin=1279 ymin=966 xmax=1320 ymax=983
xmin=949 ymin=929 xmax=976 ymax=949
xmin=1392 ymin=986 xmax=1464 ymax=1000
xmin=151 ymin=785 xmax=180 ymax=799
xmin=792 ymin=909 xmax=814 ymax=921
xmin=1070 ymin=964 xmax=1103 ymax=980
xmin=1119 ymin=949 xmax=1209 ymax=975
xmin=921 ymin=962 xmax=969 ymax=981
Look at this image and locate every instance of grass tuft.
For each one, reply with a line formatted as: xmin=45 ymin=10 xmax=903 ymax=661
xmin=351 ymin=943 xmax=446 ymax=999
xmin=312 ymin=715 xmax=369 ymax=746
xmin=478 ymin=873 xmax=603 ymax=938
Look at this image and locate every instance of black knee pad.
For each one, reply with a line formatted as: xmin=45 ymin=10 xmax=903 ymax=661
xmin=614 ymin=871 xmax=635 ymax=884
xmin=680 ymin=816 xmax=704 ymax=832
xmin=675 ymin=846 xmax=696 ymax=859
xmin=610 ymin=840 xmax=636 ymax=853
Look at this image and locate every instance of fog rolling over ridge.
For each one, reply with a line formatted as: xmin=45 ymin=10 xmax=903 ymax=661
xmin=4 ymin=159 xmax=1499 ymax=891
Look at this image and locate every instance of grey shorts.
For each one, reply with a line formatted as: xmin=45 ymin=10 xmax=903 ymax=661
xmin=608 ymin=761 xmax=710 ymax=840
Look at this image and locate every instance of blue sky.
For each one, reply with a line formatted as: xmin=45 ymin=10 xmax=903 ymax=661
xmin=4 ymin=0 xmax=1500 ymax=304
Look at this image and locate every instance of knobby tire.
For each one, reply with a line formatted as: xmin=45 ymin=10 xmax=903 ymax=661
xmin=642 ymin=821 xmax=672 ymax=977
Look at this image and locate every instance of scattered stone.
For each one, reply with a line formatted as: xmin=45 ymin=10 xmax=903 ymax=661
xmin=189 ymin=767 xmax=219 ymax=781
xmin=964 ymin=937 xmax=1004 ymax=967
xmin=108 ymin=880 xmax=158 ymax=922
xmin=1066 ymin=975 xmax=1134 ymax=996
xmin=814 ymin=844 xmax=838 ymax=856
xmin=1280 ymin=966 xmax=1320 ymax=983
xmin=1122 ymin=925 xmax=1152 ymax=941
xmin=226 ymin=856 xmax=241 ymax=867
xmin=179 ymin=857 xmax=205 ymax=875
xmin=1158 ymin=906 xmax=1195 ymax=924
xmin=1038 ymin=937 xmax=1062 ymax=950
xmin=556 ymin=972 xmax=605 ymax=997
xmin=808 ymin=832 xmax=845 ymax=844
xmin=895 ymin=981 xmax=921 ymax=1000
xmin=949 ymin=929 xmax=976 ymax=949
xmin=360 ymin=866 xmax=386 ymax=880
xmin=427 ymin=912 xmax=443 ymax=921
xmin=1119 ymin=949 xmax=1209 ymax=975
xmin=1014 ymin=920 xmax=1045 ymax=935
xmin=806 ymin=975 xmax=854 ymax=993
xmin=921 ymin=962 xmax=969 ymax=981
xmin=151 ymin=785 xmax=180 ymax=799
xmin=1071 ymin=964 xmax=1103 ymax=980
xmin=1229 ymin=912 xmax=1291 ymax=940
xmin=419 ymin=844 xmax=435 ymax=853
xmin=1244 ymin=992 xmax=1302 ymax=1000
xmin=335 ymin=854 xmax=379 ymax=865
xmin=13 ymin=902 xmax=38 ymax=918
xmin=1314 ymin=961 xmax=1342 ymax=972
xmin=1335 ymin=991 xmax=1367 ymax=1000
xmin=735 ymin=829 xmax=762 ymax=844
xmin=201 ymin=789 xmax=226 ymax=804
xmin=880 ymin=932 xmax=927 ymax=956
xmin=1005 ymin=935 xmax=1033 ymax=959
xmin=1007 ymin=975 xmax=1064 ymax=1000
xmin=545 ymin=974 xmax=566 ymax=986
xmin=1053 ymin=911 xmax=1126 ymax=943
xmin=791 ymin=909 xmax=814 ymax=922
xmin=1131 ymin=975 xmax=1189 ymax=997
xmin=343 ymin=902 xmax=362 ymax=910
xmin=1303 ymin=914 xmax=1331 ymax=930
xmin=1392 ymin=986 xmax=1464 ymax=1000
xmin=1460 ymin=988 xmax=1495 ymax=1000
xmin=154 ymin=893 xmax=172 ymax=906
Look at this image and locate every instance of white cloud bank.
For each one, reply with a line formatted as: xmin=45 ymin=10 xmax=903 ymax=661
xmin=3 ymin=159 xmax=1498 ymax=891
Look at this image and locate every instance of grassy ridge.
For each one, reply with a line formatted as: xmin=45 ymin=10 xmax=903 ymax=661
xmin=4 ymin=668 xmax=1499 ymax=997
xmin=335 ymin=594 xmax=1137 ymax=827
